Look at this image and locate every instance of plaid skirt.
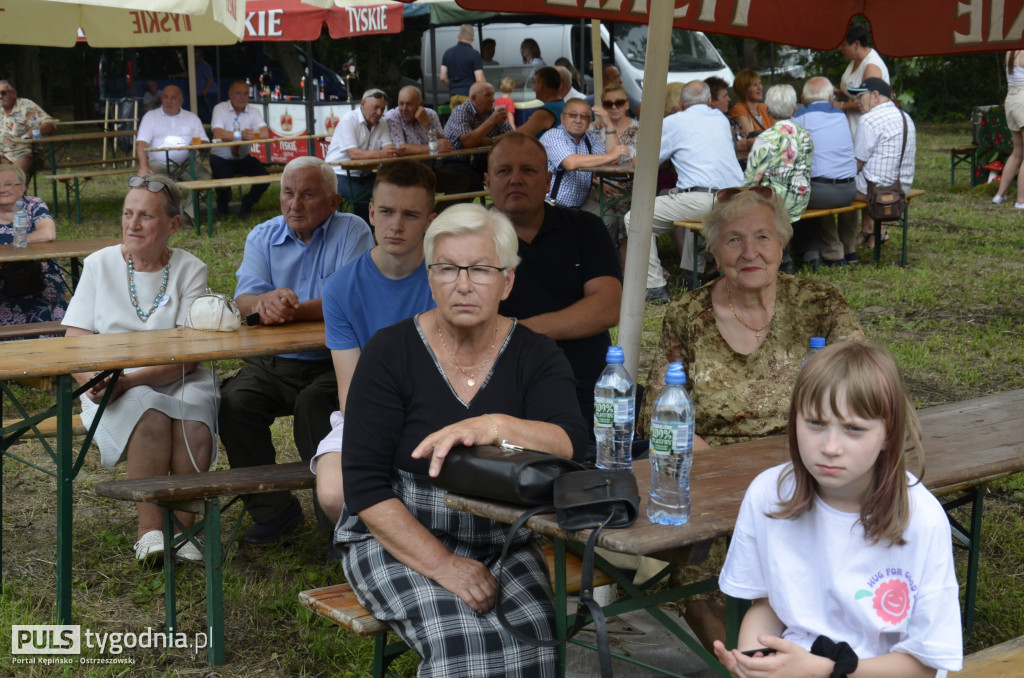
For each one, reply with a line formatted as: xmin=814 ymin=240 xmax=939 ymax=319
xmin=336 ymin=470 xmax=557 ymax=678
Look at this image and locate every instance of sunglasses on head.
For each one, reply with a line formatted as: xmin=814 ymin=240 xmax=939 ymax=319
xmin=716 ymin=186 xmax=775 ymax=203
xmin=602 ymin=98 xmax=629 ymax=108
xmin=128 ymin=175 xmax=171 ymax=195
xmin=363 ymin=90 xmax=387 ymax=101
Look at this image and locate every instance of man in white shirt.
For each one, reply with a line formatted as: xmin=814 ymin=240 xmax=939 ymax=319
xmin=135 ymin=85 xmax=210 ymax=219
xmin=557 ymin=66 xmax=586 ymax=102
xmin=210 ymin=79 xmax=270 ymax=219
xmin=623 ymin=80 xmax=743 ymax=303
xmin=324 ymin=88 xmax=399 ymax=221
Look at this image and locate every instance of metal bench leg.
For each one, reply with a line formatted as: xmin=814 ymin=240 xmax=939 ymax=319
xmin=900 ymin=206 xmax=909 ymax=267
xmin=74 ymin=178 xmax=83 ymax=225
xmin=691 ymin=232 xmax=700 ymax=290
xmin=205 ymin=498 xmax=225 ymax=665
xmin=964 ymin=486 xmax=983 ymax=633
xmin=162 ymin=508 xmax=178 ymax=645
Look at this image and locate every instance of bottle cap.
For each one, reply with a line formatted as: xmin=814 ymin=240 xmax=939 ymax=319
xmin=809 ymin=337 xmax=825 ymax=349
xmin=605 ymin=346 xmax=624 ymax=364
xmin=16 ymin=200 xmax=23 ymax=208
xmin=665 ymin=362 xmax=686 ymax=385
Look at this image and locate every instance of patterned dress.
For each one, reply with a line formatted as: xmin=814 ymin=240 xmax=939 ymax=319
xmin=0 ymin=196 xmax=66 ymax=329
xmin=639 ymin=275 xmax=865 ymax=447
xmin=745 ymin=119 xmax=814 ymax=222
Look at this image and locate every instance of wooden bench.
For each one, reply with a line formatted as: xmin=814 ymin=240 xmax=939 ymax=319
xmin=954 ymin=636 xmax=1024 ymax=676
xmin=178 ymin=173 xmax=284 ymax=236
xmin=672 ymin=189 xmax=925 ymax=289
xmin=3 ymin=414 xmax=85 ymax=437
xmin=42 ymin=166 xmax=139 ymax=224
xmin=0 ymin=320 xmax=65 ymax=341
xmin=300 ymin=543 xmax=615 ymax=678
xmin=93 ymin=461 xmax=314 ymax=666
xmin=434 ymin=189 xmax=489 ymax=208
xmin=950 ymin=145 xmax=979 ymax=187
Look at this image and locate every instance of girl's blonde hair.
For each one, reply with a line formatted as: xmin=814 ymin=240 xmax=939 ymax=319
xmin=772 ymin=341 xmax=924 ymax=546
xmin=499 ymin=77 xmax=515 ymax=94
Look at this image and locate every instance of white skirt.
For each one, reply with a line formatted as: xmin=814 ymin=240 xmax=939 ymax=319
xmin=79 ymin=366 xmax=219 ymax=468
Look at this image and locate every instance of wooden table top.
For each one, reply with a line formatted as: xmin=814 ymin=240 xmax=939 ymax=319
xmin=446 ymin=389 xmax=1024 ymax=561
xmin=148 ymin=134 xmax=327 ymax=153
xmin=0 ymin=321 xmax=326 ymax=380
xmin=334 ymin=146 xmax=490 ymax=171
xmin=0 ymin=237 xmax=121 ymax=263
xmin=25 ymin=130 xmax=136 ymax=143
xmin=591 ymin=163 xmax=635 ymax=178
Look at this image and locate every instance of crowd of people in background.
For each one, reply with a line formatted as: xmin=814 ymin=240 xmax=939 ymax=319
xmin=0 ymin=20 xmax=978 ymax=678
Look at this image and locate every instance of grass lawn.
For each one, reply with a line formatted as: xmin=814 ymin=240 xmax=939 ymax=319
xmin=0 ymin=120 xmax=1021 ymax=676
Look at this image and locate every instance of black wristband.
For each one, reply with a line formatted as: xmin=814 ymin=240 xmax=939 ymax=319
xmin=810 ymin=634 xmax=859 ymax=678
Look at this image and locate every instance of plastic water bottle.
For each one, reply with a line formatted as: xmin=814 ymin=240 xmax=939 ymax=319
xmin=427 ymin=125 xmax=438 ymax=155
xmin=246 ymin=77 xmax=254 ymax=99
xmin=300 ymin=75 xmax=306 ymax=100
xmin=319 ymin=76 xmax=326 ymax=101
xmin=13 ymin=201 xmax=29 ymax=248
xmin=233 ymin=116 xmax=242 ymax=141
xmin=594 ymin=346 xmax=635 ymax=471
xmin=802 ymin=337 xmax=826 ymax=367
xmin=647 ymin=362 xmax=695 ymax=525
xmin=31 ymin=116 xmax=41 ymax=139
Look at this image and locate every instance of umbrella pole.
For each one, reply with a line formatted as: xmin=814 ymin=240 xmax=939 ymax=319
xmin=619 ymin=2 xmax=675 ymax=379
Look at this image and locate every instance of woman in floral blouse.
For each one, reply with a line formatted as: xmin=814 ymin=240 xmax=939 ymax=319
xmin=0 ymin=165 xmax=66 ymax=330
xmin=744 ymin=84 xmax=813 ymax=224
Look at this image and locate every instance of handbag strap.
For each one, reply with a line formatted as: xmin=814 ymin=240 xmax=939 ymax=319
xmin=495 ymin=506 xmax=617 ymax=678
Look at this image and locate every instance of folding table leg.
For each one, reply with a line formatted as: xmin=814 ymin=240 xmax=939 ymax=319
xmin=204 ymin=498 xmax=225 ymax=665
xmin=163 ymin=509 xmax=178 ymax=644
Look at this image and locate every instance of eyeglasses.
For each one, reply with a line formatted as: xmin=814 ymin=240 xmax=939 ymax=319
xmin=716 ymin=186 xmax=775 ymax=203
xmin=128 ymin=175 xmax=172 ymax=196
xmin=602 ymin=99 xmax=629 ymax=108
xmin=0 ymin=90 xmax=13 ymax=96
xmin=427 ymin=263 xmax=506 ymax=284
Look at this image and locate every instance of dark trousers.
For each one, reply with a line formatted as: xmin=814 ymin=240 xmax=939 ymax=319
xmin=209 ymin=154 xmax=270 ymax=210
xmin=219 ymin=355 xmax=338 ymax=530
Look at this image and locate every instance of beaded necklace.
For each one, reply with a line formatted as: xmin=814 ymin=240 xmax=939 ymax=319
xmin=127 ymin=253 xmax=170 ymax=323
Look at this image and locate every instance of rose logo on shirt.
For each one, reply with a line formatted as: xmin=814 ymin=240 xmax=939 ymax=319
xmin=856 ymin=570 xmax=915 ymax=628
xmin=870 ymin=578 xmax=910 ymax=625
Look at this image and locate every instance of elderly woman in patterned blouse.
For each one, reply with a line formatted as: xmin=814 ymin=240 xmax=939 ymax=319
xmin=639 ymin=186 xmax=864 ymax=449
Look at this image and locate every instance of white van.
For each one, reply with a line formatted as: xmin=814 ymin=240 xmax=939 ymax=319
xmin=408 ymin=22 xmax=733 ymax=108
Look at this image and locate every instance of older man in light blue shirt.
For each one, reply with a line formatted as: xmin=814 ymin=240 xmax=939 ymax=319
xmin=219 ymin=156 xmax=373 ymax=544
xmin=793 ymin=76 xmax=858 ymax=265
xmin=623 ymin=80 xmax=742 ymax=302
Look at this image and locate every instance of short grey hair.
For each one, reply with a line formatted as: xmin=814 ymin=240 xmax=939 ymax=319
xmin=703 ymin=189 xmax=793 ymax=252
xmin=282 ymin=156 xmax=337 ymax=196
xmin=127 ymin=173 xmax=182 ymax=219
xmin=764 ymin=84 xmax=797 ymax=120
xmin=802 ymin=77 xmax=835 ymax=104
xmin=681 ymin=80 xmax=711 ymax=108
xmin=0 ymin=164 xmax=26 ymax=186
xmin=424 ymin=204 xmax=521 ymax=272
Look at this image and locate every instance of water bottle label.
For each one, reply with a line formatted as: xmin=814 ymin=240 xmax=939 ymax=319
xmin=650 ymin=421 xmax=691 ymax=453
xmin=594 ymin=397 xmax=615 ymax=426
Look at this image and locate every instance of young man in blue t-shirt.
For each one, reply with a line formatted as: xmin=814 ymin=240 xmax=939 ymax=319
xmin=315 ymin=161 xmax=438 ymax=524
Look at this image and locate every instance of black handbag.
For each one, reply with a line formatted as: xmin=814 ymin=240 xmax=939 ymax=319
xmin=0 ymin=261 xmax=46 ymax=299
xmin=866 ymin=112 xmax=909 ymax=223
xmin=431 ymin=444 xmax=584 ymax=506
xmin=495 ymin=469 xmax=639 ymax=678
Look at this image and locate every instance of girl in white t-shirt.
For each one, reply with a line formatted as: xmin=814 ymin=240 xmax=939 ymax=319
xmin=713 ymin=341 xmax=963 ymax=678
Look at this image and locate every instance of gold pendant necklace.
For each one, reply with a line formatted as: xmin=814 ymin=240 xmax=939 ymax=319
xmin=437 ymin=321 xmax=499 ymax=388
xmin=727 ymin=282 xmax=774 ymax=342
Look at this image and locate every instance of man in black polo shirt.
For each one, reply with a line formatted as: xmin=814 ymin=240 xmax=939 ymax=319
xmin=487 ymin=132 xmax=623 ymax=427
